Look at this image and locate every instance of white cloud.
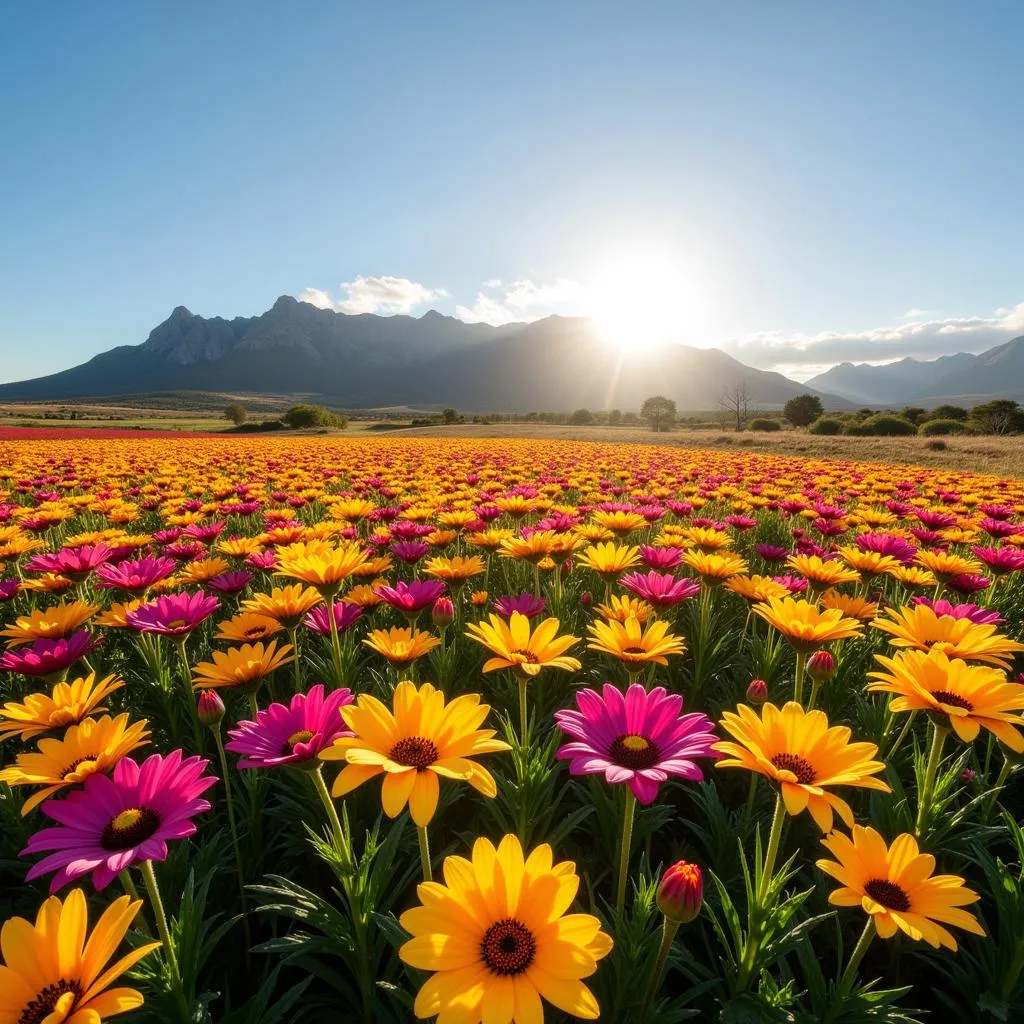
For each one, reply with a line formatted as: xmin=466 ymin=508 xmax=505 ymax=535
xmin=723 ymin=303 xmax=1024 ymax=371
xmin=455 ymin=277 xmax=583 ymax=325
xmin=901 ymin=307 xmax=930 ymax=318
xmin=297 ymin=276 xmax=447 ymax=316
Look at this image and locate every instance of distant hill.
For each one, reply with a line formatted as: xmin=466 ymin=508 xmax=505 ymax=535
xmin=0 ymin=296 xmax=849 ymax=413
xmin=805 ymin=337 xmax=1024 ymax=407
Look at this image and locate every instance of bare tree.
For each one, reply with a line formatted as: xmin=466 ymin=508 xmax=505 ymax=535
xmin=718 ymin=381 xmax=755 ymax=431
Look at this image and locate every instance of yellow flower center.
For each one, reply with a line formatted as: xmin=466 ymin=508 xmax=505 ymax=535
xmin=100 ymin=805 xmax=161 ymax=850
xmin=286 ymin=729 xmax=315 ymax=748
xmin=620 ymin=735 xmax=649 ymax=752
xmin=110 ymin=808 xmax=144 ymax=832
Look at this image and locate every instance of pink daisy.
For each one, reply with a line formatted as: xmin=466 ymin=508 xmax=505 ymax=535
xmin=492 ymin=592 xmax=547 ymax=619
xmin=555 ymin=683 xmax=719 ymax=804
xmin=304 ymin=601 xmax=363 ymax=636
xmin=126 ymin=591 xmax=220 ymax=635
xmin=94 ymin=555 xmax=178 ymax=593
xmin=21 ymin=750 xmax=215 ymax=892
xmin=375 ymin=579 xmax=446 ymax=619
xmin=225 ymin=684 xmax=354 ymax=769
xmin=0 ymin=631 xmax=101 ymax=677
xmin=620 ymin=571 xmax=701 ymax=607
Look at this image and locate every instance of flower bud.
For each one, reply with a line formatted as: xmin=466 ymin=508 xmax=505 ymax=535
xmin=806 ymin=650 xmax=836 ymax=682
xmin=657 ymin=861 xmax=703 ymax=924
xmin=197 ymin=690 xmax=226 ymax=729
xmin=746 ymin=679 xmax=768 ymax=704
xmin=960 ymin=767 xmax=977 ymax=783
xmin=471 ymin=590 xmax=489 ymax=607
xmin=431 ymin=597 xmax=454 ymax=630
xmin=579 ymin=591 xmax=592 ymax=607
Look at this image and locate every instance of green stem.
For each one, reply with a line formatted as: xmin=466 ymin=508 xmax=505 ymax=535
xmin=758 ymin=791 xmax=786 ymax=903
xmin=140 ymin=860 xmax=188 ymax=1021
xmin=615 ymin=787 xmax=637 ymax=922
xmin=119 ymin=870 xmax=152 ymax=936
xmin=982 ymin=758 xmax=1013 ymax=824
xmin=517 ymin=673 xmax=529 ymax=743
xmin=793 ymin=650 xmax=808 ymax=705
xmin=837 ymin=917 xmax=876 ymax=997
xmin=212 ymin=731 xmax=250 ymax=918
xmin=288 ymin=627 xmax=302 ymax=692
xmin=641 ymin=916 xmax=681 ymax=1017
xmin=417 ymin=824 xmax=433 ymax=882
xmin=884 ymin=711 xmax=916 ymax=760
xmin=915 ymin=723 xmax=947 ymax=837
xmin=312 ymin=766 xmax=351 ymax=868
xmin=807 ymin=678 xmax=822 ymax=712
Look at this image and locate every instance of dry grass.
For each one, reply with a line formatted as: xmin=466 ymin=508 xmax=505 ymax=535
xmin=378 ymin=423 xmax=1024 ymax=478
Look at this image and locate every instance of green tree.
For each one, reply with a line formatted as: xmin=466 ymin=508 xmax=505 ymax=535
xmin=970 ymin=400 xmax=1024 ymax=435
xmin=641 ymin=395 xmax=677 ymax=432
xmin=223 ymin=402 xmax=247 ymax=425
xmin=899 ymin=406 xmax=928 ymax=426
xmin=929 ymin=404 xmax=968 ymax=422
xmin=442 ymin=407 xmax=459 ymax=424
xmin=570 ymin=408 xmax=594 ymax=425
xmin=608 ymin=408 xmax=622 ymax=426
xmin=783 ymin=394 xmax=823 ymax=427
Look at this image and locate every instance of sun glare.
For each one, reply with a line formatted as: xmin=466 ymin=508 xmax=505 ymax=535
xmin=586 ymin=249 xmax=703 ymax=354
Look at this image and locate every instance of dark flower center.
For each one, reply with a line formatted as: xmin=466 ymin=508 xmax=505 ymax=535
xmin=100 ymin=806 xmax=161 ymax=850
xmin=390 ymin=736 xmax=439 ymax=771
xmin=770 ymin=753 xmax=817 ymax=785
xmin=864 ymin=878 xmax=911 ymax=912
xmin=19 ymin=979 xmax=82 ymax=1024
xmin=244 ymin=626 xmax=269 ymax=638
xmin=480 ymin=918 xmax=537 ymax=976
xmin=515 ymin=650 xmax=540 ymax=663
xmin=622 ymin=646 xmax=648 ymax=655
xmin=62 ymin=755 xmax=97 ymax=779
xmin=930 ymin=690 xmax=974 ymax=712
xmin=609 ymin=733 xmax=661 ymax=770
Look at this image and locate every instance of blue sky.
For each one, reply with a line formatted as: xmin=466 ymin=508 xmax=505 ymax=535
xmin=2 ymin=1 xmax=1023 ymax=383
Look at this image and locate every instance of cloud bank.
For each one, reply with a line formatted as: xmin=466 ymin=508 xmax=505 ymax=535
xmin=298 ymin=276 xmax=447 ymax=315
xmin=722 ymin=304 xmax=1024 ymax=377
xmin=455 ymin=278 xmax=583 ymax=326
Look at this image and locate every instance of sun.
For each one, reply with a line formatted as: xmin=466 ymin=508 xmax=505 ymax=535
xmin=585 ymin=249 xmax=702 ymax=353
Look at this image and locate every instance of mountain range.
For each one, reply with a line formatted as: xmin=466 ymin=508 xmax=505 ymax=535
xmin=3 ymin=296 xmax=1021 ymax=412
xmin=805 ymin=336 xmax=1024 ymax=406
xmin=0 ymin=296 xmax=850 ymax=413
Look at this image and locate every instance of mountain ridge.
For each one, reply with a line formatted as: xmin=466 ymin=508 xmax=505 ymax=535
xmin=0 ymin=296 xmax=851 ymax=412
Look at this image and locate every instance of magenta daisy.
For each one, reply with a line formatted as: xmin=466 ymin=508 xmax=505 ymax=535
xmin=945 ymin=573 xmax=991 ymax=596
xmin=972 ymin=545 xmax=1024 ymax=576
xmin=94 ymin=556 xmax=178 ymax=593
xmin=855 ymin=533 xmax=918 ymax=564
xmin=620 ymin=571 xmax=701 ymax=608
xmin=207 ymin=571 xmax=255 ymax=594
xmin=491 ymin=592 xmax=548 ymax=619
xmin=639 ymin=545 xmax=684 ymax=570
xmin=0 ymin=579 xmax=22 ymax=601
xmin=555 ymin=683 xmax=719 ymax=804
xmin=909 ymin=597 xmax=1004 ymax=625
xmin=390 ymin=540 xmax=430 ymax=564
xmin=375 ymin=579 xmax=446 ymax=619
xmin=225 ymin=683 xmax=353 ymax=769
xmin=0 ymin=631 xmax=101 ymax=677
xmin=25 ymin=544 xmax=113 ymax=582
xmin=304 ymin=601 xmax=364 ymax=636
xmin=126 ymin=591 xmax=220 ymax=635
xmin=21 ymin=750 xmax=215 ymax=893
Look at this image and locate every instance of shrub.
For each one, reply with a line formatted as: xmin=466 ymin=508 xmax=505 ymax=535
xmin=925 ymin=439 xmax=949 ymax=451
xmin=223 ymin=402 xmax=247 ymax=425
xmin=748 ymin=417 xmax=781 ymax=431
xmin=849 ymin=414 xmax=916 ymax=436
xmin=570 ymin=408 xmax=594 ymax=425
xmin=282 ymin=404 xmax=348 ymax=429
xmin=919 ymin=418 xmax=973 ymax=437
xmin=929 ymin=404 xmax=968 ymax=422
xmin=808 ymin=416 xmax=843 ymax=435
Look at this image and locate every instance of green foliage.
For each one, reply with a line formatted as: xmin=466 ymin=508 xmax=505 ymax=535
xmin=223 ymin=402 xmax=247 ymax=425
xmin=844 ymin=414 xmax=916 ymax=436
xmin=282 ymin=404 xmax=348 ymax=429
xmin=919 ymin=418 xmax=973 ymax=436
xmin=928 ymin=404 xmax=968 ymax=421
xmin=571 ymin=407 xmax=595 ymax=425
xmin=642 ymin=394 xmax=678 ymax=431
xmin=748 ymin=417 xmax=782 ymax=431
xmin=970 ymin=399 xmax=1024 ymax=434
xmin=808 ymin=415 xmax=844 ymax=435
xmin=783 ymin=394 xmax=823 ymax=427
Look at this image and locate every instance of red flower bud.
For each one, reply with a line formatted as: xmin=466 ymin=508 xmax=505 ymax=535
xmin=197 ymin=690 xmax=226 ymax=729
xmin=431 ymin=597 xmax=455 ymax=630
xmin=960 ymin=767 xmax=977 ymax=783
xmin=806 ymin=650 xmax=836 ymax=682
xmin=579 ymin=591 xmax=592 ymax=607
xmin=746 ymin=679 xmax=768 ymax=704
xmin=657 ymin=860 xmax=703 ymax=924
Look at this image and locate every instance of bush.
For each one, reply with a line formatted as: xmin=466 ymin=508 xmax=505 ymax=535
xmin=748 ymin=417 xmax=781 ymax=431
xmin=929 ymin=404 xmax=968 ymax=422
xmin=847 ymin=414 xmax=916 ymax=436
xmin=570 ymin=408 xmax=594 ymax=425
xmin=229 ymin=419 xmax=283 ymax=433
xmin=919 ymin=418 xmax=973 ymax=437
xmin=282 ymin=404 xmax=348 ymax=429
xmin=925 ymin=439 xmax=949 ymax=451
xmin=223 ymin=402 xmax=247 ymax=425
xmin=808 ymin=416 xmax=843 ymax=435
xmin=783 ymin=394 xmax=823 ymax=427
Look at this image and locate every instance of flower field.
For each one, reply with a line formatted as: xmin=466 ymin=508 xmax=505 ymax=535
xmin=1 ymin=436 xmax=1023 ymax=1024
